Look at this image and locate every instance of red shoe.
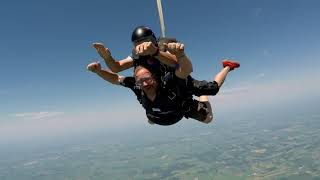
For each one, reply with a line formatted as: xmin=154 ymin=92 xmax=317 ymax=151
xmin=222 ymin=60 xmax=240 ymax=70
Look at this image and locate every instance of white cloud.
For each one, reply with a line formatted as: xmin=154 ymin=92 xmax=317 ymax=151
xmin=1 ymin=70 xmax=319 ymax=142
xmin=232 ymin=72 xmax=266 ymax=89
xmin=220 ymin=86 xmax=251 ymax=95
xmin=13 ymin=111 xmax=64 ymax=120
xmin=0 ymin=107 xmax=146 ymax=143
xmin=212 ymin=70 xmax=319 ymax=113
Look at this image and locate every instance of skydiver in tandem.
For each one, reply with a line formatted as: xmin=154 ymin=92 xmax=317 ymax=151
xmin=93 ymin=26 xmax=182 ymax=75
xmin=87 ymin=26 xmax=240 ymax=125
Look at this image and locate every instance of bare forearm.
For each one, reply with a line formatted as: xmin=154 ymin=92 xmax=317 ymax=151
xmin=164 ymin=42 xmax=193 ymax=78
xmin=175 ymin=54 xmax=193 ymax=78
xmin=93 ymin=43 xmax=126 ymax=73
xmin=214 ymin=67 xmax=230 ymax=87
xmin=155 ymin=51 xmax=179 ymax=67
xmin=99 ymin=54 xmax=122 ymax=73
xmin=102 ymin=56 xmax=134 ymax=73
xmin=95 ymin=69 xmax=120 ymax=84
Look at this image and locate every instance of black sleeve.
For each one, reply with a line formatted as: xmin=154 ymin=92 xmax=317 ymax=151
xmin=120 ymin=77 xmax=136 ymax=89
xmin=120 ymin=77 xmax=142 ymax=100
xmin=191 ymin=79 xmax=220 ymax=96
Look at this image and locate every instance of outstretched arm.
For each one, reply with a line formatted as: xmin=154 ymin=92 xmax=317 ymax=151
xmin=93 ymin=43 xmax=134 ymax=73
xmin=155 ymin=50 xmax=178 ymax=67
xmin=87 ymin=61 xmax=124 ymax=85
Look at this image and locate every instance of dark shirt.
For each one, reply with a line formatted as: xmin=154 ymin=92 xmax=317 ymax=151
xmin=120 ymin=75 xmax=187 ymax=125
xmin=120 ymin=73 xmax=220 ymax=125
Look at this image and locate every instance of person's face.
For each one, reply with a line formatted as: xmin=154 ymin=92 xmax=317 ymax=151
xmin=135 ymin=68 xmax=158 ymax=94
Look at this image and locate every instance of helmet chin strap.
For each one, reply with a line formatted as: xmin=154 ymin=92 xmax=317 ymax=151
xmin=156 ymin=0 xmax=166 ymax=37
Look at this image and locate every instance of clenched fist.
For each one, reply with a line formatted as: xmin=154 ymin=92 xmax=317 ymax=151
xmin=135 ymin=41 xmax=158 ymax=56
xmin=164 ymin=42 xmax=185 ymax=58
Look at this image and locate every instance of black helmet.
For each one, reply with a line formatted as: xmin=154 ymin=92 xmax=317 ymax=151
xmin=131 ymin=26 xmax=157 ymax=44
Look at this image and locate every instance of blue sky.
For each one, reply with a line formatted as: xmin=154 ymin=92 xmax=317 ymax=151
xmin=0 ymin=0 xmax=320 ymax=142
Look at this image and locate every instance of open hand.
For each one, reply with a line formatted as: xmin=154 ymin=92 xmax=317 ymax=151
xmin=87 ymin=61 xmax=101 ymax=73
xmin=93 ymin=43 xmax=111 ymax=57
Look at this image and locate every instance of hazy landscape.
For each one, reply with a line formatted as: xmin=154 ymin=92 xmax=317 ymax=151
xmin=1 ymin=101 xmax=319 ymax=180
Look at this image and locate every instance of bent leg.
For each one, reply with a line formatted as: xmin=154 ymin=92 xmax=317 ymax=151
xmin=199 ymin=96 xmax=213 ymax=124
xmin=190 ymin=77 xmax=220 ymax=96
xmin=215 ymin=59 xmax=240 ymax=87
xmin=184 ymin=98 xmax=214 ymax=124
xmin=148 ymin=119 xmax=155 ymax=125
xmin=214 ymin=67 xmax=231 ymax=87
xmin=189 ymin=59 xmax=240 ymax=96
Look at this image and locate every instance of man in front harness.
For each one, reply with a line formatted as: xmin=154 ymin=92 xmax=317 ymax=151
xmin=120 ymin=64 xmax=217 ymax=125
xmin=87 ymin=42 xmax=240 ymax=125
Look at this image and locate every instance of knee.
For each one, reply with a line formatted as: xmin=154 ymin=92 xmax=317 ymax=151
xmin=148 ymin=120 xmax=155 ymax=125
xmin=202 ymin=114 xmax=214 ymax=124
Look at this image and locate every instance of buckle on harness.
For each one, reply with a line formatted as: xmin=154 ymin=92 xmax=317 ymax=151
xmin=168 ymin=91 xmax=176 ymax=100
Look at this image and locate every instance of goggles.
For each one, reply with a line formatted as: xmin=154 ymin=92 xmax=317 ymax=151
xmin=135 ymin=76 xmax=154 ymax=86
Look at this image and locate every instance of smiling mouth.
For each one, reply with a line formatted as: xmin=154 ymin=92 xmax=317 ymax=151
xmin=143 ymin=85 xmax=152 ymax=90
